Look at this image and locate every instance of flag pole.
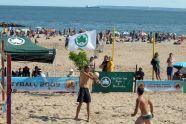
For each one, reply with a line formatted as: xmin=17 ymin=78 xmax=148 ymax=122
xmin=112 ymin=27 xmax=116 ymax=63
xmin=152 ymin=33 xmax=156 ymax=80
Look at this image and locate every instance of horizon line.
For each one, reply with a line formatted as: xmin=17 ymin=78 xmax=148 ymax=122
xmin=0 ymin=4 xmax=186 ymax=10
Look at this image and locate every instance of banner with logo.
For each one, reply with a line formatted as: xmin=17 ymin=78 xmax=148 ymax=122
xmin=8 ymin=37 xmax=26 ymax=45
xmin=93 ymin=72 xmax=134 ymax=92
xmin=136 ymin=80 xmax=184 ymax=92
xmin=68 ymin=30 xmax=96 ymax=51
xmin=1 ymin=77 xmax=79 ymax=92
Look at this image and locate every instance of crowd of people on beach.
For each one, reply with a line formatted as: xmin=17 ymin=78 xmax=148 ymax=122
xmin=0 ymin=24 xmax=185 ymax=81
xmin=151 ymin=52 xmax=185 ymax=80
xmin=97 ymin=30 xmax=178 ymax=43
xmin=1 ymin=25 xmax=185 ymax=45
xmin=95 ymin=53 xmax=185 ymax=81
xmin=10 ymin=66 xmax=46 ymax=77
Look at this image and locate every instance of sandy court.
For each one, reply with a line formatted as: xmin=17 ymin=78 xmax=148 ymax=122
xmin=0 ymin=36 xmax=186 ymax=124
xmin=0 ymin=92 xmax=185 ymax=124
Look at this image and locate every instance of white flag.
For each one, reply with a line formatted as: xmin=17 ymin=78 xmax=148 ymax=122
xmin=68 ymin=30 xmax=96 ymax=51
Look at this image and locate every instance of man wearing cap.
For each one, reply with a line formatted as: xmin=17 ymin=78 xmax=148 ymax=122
xmin=67 ymin=69 xmax=75 ymax=77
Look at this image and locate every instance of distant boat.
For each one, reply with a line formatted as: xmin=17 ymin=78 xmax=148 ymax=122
xmin=86 ymin=5 xmax=100 ymax=8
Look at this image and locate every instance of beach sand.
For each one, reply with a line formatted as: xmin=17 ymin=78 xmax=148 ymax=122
xmin=0 ymin=36 xmax=186 ymax=124
xmin=0 ymin=92 xmax=185 ymax=124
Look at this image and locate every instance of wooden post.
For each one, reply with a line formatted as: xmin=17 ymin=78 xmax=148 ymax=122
xmin=1 ymin=40 xmax=5 ymax=101
xmin=7 ymin=54 xmax=11 ymax=124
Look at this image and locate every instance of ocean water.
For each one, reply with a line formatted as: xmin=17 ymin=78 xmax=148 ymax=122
xmin=0 ymin=5 xmax=186 ymax=35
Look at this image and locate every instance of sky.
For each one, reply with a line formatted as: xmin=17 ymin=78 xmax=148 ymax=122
xmin=0 ymin=0 xmax=186 ymax=9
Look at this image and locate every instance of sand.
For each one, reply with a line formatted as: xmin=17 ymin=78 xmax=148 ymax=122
xmin=0 ymin=35 xmax=186 ymax=124
xmin=0 ymin=92 xmax=185 ymax=124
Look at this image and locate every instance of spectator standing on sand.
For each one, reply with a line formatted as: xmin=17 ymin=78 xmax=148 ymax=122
xmin=166 ymin=53 xmax=174 ymax=80
xmin=151 ymin=52 xmax=161 ymax=80
xmin=65 ymin=35 xmax=69 ymax=49
xmin=35 ymin=38 xmax=38 ymax=44
xmin=107 ymin=56 xmax=114 ymax=72
xmin=88 ymin=56 xmax=95 ymax=72
xmin=135 ymin=67 xmax=145 ymax=80
xmin=99 ymin=55 xmax=109 ymax=72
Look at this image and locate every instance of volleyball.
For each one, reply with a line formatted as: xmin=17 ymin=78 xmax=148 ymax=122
xmin=94 ymin=72 xmax=99 ymax=78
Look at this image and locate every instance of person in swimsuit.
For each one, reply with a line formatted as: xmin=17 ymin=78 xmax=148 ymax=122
xmin=75 ymin=65 xmax=100 ymax=122
xmin=131 ymin=85 xmax=154 ymax=124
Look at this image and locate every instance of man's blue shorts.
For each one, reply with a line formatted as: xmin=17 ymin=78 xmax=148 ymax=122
xmin=167 ymin=67 xmax=173 ymax=76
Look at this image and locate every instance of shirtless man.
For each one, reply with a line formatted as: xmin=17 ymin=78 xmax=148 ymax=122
xmin=131 ymin=85 xmax=154 ymax=124
xmin=75 ymin=65 xmax=100 ymax=122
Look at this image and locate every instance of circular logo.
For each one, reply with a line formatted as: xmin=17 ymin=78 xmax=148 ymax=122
xmin=8 ymin=37 xmax=25 ymax=45
xmin=101 ymin=77 xmax=111 ymax=87
xmin=174 ymin=83 xmax=181 ymax=90
xmin=75 ymin=34 xmax=88 ymax=47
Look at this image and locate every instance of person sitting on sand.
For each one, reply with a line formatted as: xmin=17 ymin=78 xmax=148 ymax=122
xmin=75 ymin=65 xmax=100 ymax=122
xmin=173 ymin=69 xmax=183 ymax=80
xmin=131 ymin=85 xmax=154 ymax=124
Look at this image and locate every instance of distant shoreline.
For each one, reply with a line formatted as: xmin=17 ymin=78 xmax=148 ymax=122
xmin=0 ymin=5 xmax=186 ymax=11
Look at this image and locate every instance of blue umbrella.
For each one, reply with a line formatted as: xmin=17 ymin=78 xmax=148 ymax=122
xmin=173 ymin=62 xmax=186 ymax=69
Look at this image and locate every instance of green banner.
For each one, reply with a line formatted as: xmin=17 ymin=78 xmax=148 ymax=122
xmin=184 ymin=79 xmax=186 ymax=93
xmin=93 ymin=72 xmax=134 ymax=92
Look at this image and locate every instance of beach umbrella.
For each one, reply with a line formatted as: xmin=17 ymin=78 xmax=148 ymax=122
xmin=173 ymin=62 xmax=186 ymax=69
xmin=21 ymin=28 xmax=30 ymax=32
xmin=16 ymin=29 xmax=21 ymax=33
xmin=35 ymin=26 xmax=42 ymax=29
xmin=141 ymin=32 xmax=147 ymax=36
xmin=123 ymin=32 xmax=129 ymax=35
xmin=114 ymin=31 xmax=120 ymax=35
xmin=114 ymin=31 xmax=120 ymax=37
